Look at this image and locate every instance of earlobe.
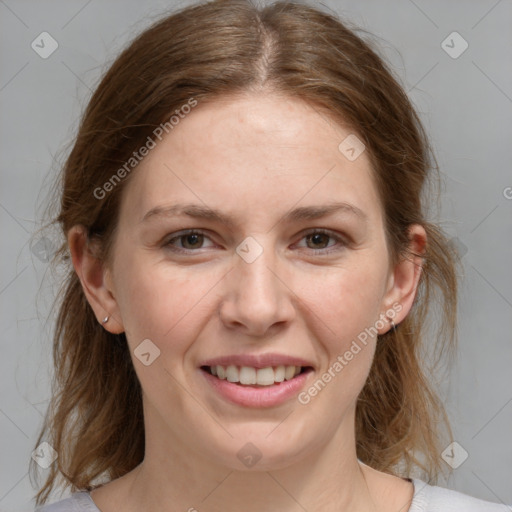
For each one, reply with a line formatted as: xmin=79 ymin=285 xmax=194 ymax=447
xmin=378 ymin=224 xmax=427 ymax=334
xmin=67 ymin=225 xmax=124 ymax=334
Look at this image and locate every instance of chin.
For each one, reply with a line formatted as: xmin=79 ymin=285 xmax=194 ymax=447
xmin=205 ymin=430 xmax=313 ymax=472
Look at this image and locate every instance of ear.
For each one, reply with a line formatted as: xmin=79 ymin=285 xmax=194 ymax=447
xmin=377 ymin=224 xmax=426 ymax=334
xmin=67 ymin=225 xmax=124 ymax=334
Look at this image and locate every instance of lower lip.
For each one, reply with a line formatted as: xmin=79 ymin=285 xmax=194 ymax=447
xmin=200 ymin=368 xmax=312 ymax=408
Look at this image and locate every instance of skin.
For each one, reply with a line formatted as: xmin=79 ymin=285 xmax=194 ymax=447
xmin=69 ymin=91 xmax=425 ymax=512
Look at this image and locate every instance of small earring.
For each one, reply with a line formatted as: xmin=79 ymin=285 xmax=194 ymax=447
xmin=388 ymin=317 xmax=396 ymax=332
xmin=102 ymin=316 xmax=109 ymax=324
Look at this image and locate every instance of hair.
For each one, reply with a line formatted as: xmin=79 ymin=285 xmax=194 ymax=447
xmin=32 ymin=0 xmax=458 ymax=505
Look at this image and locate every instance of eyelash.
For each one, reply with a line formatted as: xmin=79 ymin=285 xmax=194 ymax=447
xmin=163 ymin=228 xmax=347 ymax=255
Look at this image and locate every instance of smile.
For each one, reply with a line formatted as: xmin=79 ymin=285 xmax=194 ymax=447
xmin=202 ymin=364 xmax=311 ymax=386
xmin=199 ymin=364 xmax=314 ymax=408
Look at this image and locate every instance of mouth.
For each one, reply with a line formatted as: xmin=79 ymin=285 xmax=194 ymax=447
xmin=200 ymin=365 xmax=314 ymax=387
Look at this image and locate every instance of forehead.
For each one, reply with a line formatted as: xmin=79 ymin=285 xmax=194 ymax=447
xmin=119 ymin=92 xmax=382 ymax=227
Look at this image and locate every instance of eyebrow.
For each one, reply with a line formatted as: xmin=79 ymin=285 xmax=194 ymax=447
xmin=140 ymin=201 xmax=367 ymax=226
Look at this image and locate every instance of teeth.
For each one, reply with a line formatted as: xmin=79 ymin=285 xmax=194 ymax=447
xmin=239 ymin=366 xmax=256 ymax=385
xmin=210 ymin=365 xmax=303 ymax=386
xmin=226 ymin=365 xmax=239 ymax=382
xmin=256 ymin=367 xmax=275 ymax=386
xmin=274 ymin=365 xmax=285 ymax=382
xmin=285 ymin=365 xmax=296 ymax=380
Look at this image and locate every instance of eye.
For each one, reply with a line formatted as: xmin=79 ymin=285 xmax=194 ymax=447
xmin=163 ymin=228 xmax=346 ymax=255
xmin=164 ymin=230 xmax=215 ymax=252
xmin=295 ymin=229 xmax=345 ymax=253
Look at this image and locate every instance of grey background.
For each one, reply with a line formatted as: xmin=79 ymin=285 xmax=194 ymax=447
xmin=1 ymin=0 xmax=511 ymax=510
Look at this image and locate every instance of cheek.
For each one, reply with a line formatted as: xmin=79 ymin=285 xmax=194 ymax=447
xmin=297 ymin=261 xmax=387 ymax=340
xmin=293 ymin=261 xmax=386 ymax=398
xmin=114 ymin=256 xmax=219 ymax=353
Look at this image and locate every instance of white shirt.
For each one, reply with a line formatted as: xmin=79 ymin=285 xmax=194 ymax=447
xmin=35 ymin=478 xmax=511 ymax=511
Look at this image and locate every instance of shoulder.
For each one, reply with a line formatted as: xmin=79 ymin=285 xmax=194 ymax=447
xmin=35 ymin=491 xmax=100 ymax=512
xmin=410 ymin=478 xmax=511 ymax=512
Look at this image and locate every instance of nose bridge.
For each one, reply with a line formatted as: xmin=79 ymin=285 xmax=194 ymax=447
xmin=220 ymin=235 xmax=294 ymax=333
xmin=234 ymin=239 xmax=280 ymax=303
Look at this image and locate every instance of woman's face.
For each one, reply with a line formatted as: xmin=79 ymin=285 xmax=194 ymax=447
xmin=92 ymin=92 xmax=420 ymax=470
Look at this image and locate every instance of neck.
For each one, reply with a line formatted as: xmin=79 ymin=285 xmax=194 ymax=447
xmin=117 ymin=404 xmax=380 ymax=512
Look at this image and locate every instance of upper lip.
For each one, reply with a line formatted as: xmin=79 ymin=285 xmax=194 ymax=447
xmin=200 ymin=353 xmax=315 ymax=370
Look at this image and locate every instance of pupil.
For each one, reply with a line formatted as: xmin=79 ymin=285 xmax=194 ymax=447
xmin=183 ymin=233 xmax=202 ymax=249
xmin=308 ymin=233 xmax=328 ymax=248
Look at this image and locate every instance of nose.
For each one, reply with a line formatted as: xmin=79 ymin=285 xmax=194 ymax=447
xmin=218 ymin=244 xmax=296 ymax=337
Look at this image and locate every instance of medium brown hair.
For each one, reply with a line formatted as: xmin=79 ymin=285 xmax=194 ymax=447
xmin=32 ymin=0 xmax=458 ymax=504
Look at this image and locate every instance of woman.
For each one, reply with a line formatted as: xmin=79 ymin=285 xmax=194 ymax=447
xmin=31 ymin=0 xmax=509 ymax=510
